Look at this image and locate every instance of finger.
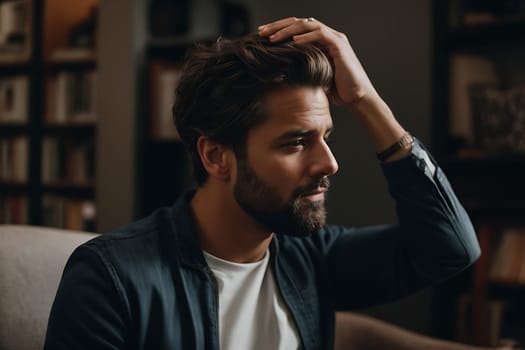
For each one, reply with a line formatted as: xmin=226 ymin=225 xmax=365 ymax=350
xmin=267 ymin=20 xmax=323 ymax=42
xmin=259 ymin=17 xmax=313 ymax=37
xmin=258 ymin=17 xmax=300 ymax=34
xmin=292 ymin=30 xmax=323 ymax=45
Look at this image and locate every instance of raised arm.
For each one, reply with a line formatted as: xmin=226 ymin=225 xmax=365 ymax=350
xmin=258 ymin=16 xmax=411 ymax=162
xmin=260 ymin=17 xmax=480 ymax=308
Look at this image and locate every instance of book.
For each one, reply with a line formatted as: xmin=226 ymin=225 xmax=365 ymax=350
xmin=0 ymin=195 xmax=28 ymax=224
xmin=150 ymin=61 xmax=182 ymax=140
xmin=41 ymin=137 xmax=59 ymax=183
xmin=0 ymin=76 xmax=28 ymax=124
xmin=489 ymin=228 xmax=525 ymax=284
xmin=0 ymin=136 xmax=28 ymax=183
xmin=41 ymin=195 xmax=95 ymax=230
xmin=12 ymin=136 xmax=27 ymax=182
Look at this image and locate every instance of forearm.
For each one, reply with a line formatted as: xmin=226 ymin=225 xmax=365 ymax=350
xmin=346 ymin=93 xmax=411 ymax=162
xmin=335 ymin=312 xmax=501 ymax=350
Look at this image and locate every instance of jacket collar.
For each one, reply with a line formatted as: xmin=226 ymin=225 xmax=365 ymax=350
xmin=168 ymin=190 xmax=281 ymax=270
xmin=169 ymin=190 xmax=210 ymax=271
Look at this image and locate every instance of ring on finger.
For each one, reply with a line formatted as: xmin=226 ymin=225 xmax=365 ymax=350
xmin=306 ymin=17 xmax=315 ymax=22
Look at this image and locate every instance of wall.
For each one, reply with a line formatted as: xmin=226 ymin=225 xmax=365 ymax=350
xmin=243 ymin=0 xmax=434 ymax=334
xmin=96 ymin=0 xmax=147 ymax=232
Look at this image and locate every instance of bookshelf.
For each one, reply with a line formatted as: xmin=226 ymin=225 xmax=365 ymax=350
xmin=432 ymin=0 xmax=525 ymax=346
xmin=0 ymin=0 xmax=35 ymax=224
xmin=0 ymin=0 xmax=98 ymax=231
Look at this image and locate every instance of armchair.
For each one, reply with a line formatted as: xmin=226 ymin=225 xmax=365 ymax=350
xmin=0 ymin=225 xmax=507 ymax=350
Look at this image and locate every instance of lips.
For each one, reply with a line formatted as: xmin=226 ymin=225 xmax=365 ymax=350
xmin=300 ymin=189 xmax=327 ymax=203
xmin=300 ymin=178 xmax=329 ymax=196
xmin=302 ymin=188 xmax=327 ymax=196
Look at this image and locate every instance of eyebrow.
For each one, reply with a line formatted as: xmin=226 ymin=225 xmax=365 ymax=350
xmin=274 ymin=127 xmax=334 ymax=142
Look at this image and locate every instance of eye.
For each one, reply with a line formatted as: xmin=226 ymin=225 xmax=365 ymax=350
xmin=291 ymin=139 xmax=306 ymax=147
xmin=282 ymin=138 xmax=306 ymax=151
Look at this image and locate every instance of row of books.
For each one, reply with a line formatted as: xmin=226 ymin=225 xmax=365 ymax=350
xmin=46 ymin=71 xmax=97 ymax=124
xmin=42 ymin=136 xmax=95 ymax=185
xmin=0 ymin=136 xmax=27 ymax=183
xmin=42 ymin=195 xmax=95 ymax=231
xmin=0 ymin=195 xmax=28 ymax=224
xmin=0 ymin=76 xmax=28 ymax=124
xmin=0 ymin=70 xmax=97 ymax=125
xmin=489 ymin=228 xmax=525 ymax=284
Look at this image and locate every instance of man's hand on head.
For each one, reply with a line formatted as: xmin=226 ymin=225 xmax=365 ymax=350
xmin=258 ymin=17 xmax=380 ymax=109
xmin=258 ymin=17 xmax=411 ymax=161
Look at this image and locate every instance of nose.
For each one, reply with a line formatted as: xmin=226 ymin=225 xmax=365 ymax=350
xmin=309 ymin=141 xmax=339 ymax=178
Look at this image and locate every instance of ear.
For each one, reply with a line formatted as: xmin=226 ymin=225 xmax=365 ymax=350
xmin=196 ymin=136 xmax=234 ymax=182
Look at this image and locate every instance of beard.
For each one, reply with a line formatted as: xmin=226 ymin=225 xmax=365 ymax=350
xmin=233 ymin=156 xmax=329 ymax=237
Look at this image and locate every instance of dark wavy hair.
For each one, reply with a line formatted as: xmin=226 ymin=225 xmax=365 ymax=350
xmin=173 ymin=34 xmax=334 ymax=185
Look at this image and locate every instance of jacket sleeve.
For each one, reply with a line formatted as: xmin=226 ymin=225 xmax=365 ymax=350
xmin=325 ymin=139 xmax=480 ymax=310
xmin=44 ymin=245 xmax=130 ymax=350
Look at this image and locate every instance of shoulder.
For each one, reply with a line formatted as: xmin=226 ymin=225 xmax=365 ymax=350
xmin=69 ymin=206 xmax=182 ymax=288
xmin=87 ymin=207 xmax=172 ymax=254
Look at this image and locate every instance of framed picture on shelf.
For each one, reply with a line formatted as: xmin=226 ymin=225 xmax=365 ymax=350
xmin=149 ymin=60 xmax=182 ymax=141
xmin=0 ymin=0 xmax=32 ymax=63
xmin=470 ymin=85 xmax=525 ymax=156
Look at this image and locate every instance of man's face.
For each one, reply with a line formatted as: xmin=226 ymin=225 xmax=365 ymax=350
xmin=233 ymin=86 xmax=338 ymax=236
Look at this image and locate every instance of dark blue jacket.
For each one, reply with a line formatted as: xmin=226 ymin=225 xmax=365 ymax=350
xmin=44 ymin=141 xmax=480 ymax=349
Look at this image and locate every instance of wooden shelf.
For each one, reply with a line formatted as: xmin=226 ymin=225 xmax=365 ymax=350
xmin=0 ymin=124 xmax=30 ymax=134
xmin=43 ymin=122 xmax=97 ymax=129
xmin=0 ymin=182 xmax=29 ymax=192
xmin=441 ymin=159 xmax=525 ymax=221
xmin=42 ymin=182 xmax=95 ymax=198
xmin=489 ymin=280 xmax=525 ymax=290
xmin=440 ymin=154 xmax=525 ymax=167
xmin=0 ymin=62 xmax=32 ymax=75
xmin=45 ymin=58 xmax=96 ymax=71
xmin=447 ymin=16 xmax=525 ymax=50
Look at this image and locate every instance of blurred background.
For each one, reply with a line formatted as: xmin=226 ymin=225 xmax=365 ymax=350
xmin=1 ymin=0 xmax=525 ymax=346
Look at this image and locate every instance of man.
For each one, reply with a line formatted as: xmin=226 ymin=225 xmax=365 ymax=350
xmin=45 ymin=17 xmax=480 ymax=349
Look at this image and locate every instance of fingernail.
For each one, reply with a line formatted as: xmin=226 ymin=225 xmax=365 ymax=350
xmin=258 ymin=25 xmax=266 ymax=30
xmin=269 ymin=34 xmax=276 ymax=40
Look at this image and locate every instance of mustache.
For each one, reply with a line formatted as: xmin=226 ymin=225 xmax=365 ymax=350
xmin=294 ymin=177 xmax=330 ymax=197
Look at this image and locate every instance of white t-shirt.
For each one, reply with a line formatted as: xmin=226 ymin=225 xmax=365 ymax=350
xmin=203 ymin=250 xmax=301 ymax=350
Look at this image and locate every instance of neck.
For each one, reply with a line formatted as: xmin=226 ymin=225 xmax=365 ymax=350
xmin=190 ymin=182 xmax=273 ymax=263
